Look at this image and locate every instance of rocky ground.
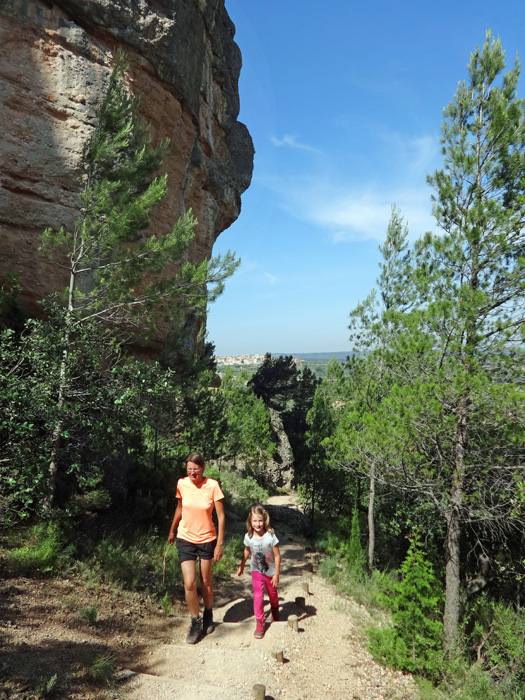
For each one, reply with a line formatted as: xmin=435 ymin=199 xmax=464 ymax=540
xmin=0 ymin=496 xmax=419 ymax=700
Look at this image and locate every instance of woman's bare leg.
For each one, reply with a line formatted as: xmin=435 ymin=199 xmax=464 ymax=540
xmin=180 ymin=560 xmax=200 ymax=617
xmin=199 ymin=558 xmax=214 ymax=610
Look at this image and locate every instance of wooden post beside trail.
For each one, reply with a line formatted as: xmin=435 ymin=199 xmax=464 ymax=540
xmin=301 ymin=580 xmax=310 ymax=594
xmin=271 ymin=648 xmax=284 ymax=663
xmin=288 ymin=614 xmax=299 ymax=632
xmin=252 ymin=682 xmax=266 ymax=700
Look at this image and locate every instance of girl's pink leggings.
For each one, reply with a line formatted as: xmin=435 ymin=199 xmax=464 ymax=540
xmin=251 ymin=570 xmax=279 ymax=621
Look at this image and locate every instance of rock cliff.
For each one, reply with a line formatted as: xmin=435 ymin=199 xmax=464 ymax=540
xmin=0 ymin=0 xmax=253 ymax=350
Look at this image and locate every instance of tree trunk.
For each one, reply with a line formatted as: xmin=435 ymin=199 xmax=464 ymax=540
xmin=443 ymin=393 xmax=468 ymax=652
xmin=368 ymin=463 xmax=375 ymax=571
xmin=46 ymin=260 xmax=77 ymax=509
xmin=444 ymin=501 xmax=462 ymax=652
xmin=47 ymin=341 xmax=69 ymax=509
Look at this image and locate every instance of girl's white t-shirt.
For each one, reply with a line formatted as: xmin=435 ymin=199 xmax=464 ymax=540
xmin=244 ymin=531 xmax=279 ymax=577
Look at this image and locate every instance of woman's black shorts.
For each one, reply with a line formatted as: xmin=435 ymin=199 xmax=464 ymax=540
xmin=176 ymin=537 xmax=216 ymax=562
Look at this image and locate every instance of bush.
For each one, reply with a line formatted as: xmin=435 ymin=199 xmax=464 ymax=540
xmin=5 ymin=522 xmax=74 ymax=575
xmin=418 ymin=661 xmax=521 ymax=700
xmin=218 ymin=471 xmax=269 ymax=516
xmin=82 ymin=528 xmax=182 ymax=593
xmin=464 ymin=595 xmax=525 ymax=696
xmin=347 ymin=505 xmax=365 ymax=577
xmin=368 ymin=531 xmax=444 ymax=683
xmin=210 ymin=535 xmax=244 ymax=580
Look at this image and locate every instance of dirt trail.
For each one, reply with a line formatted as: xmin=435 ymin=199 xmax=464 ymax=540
xmin=0 ymin=496 xmax=418 ymax=700
xmin=119 ymin=495 xmax=418 ymax=700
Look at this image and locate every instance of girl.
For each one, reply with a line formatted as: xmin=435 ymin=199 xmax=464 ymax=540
xmin=237 ymin=505 xmax=281 ymax=639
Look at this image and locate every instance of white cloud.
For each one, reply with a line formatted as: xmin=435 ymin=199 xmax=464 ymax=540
xmin=270 ymin=134 xmax=320 ymax=153
xmin=259 ymin=129 xmax=441 ymax=243
xmin=264 ymin=271 xmax=278 ymax=285
xmin=311 ymin=186 xmax=435 ymax=242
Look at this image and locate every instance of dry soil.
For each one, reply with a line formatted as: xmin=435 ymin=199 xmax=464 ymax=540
xmin=0 ymin=495 xmax=419 ymax=700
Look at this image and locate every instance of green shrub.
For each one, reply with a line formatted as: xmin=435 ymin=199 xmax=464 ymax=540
xmin=5 ymin=522 xmax=73 ymax=575
xmin=212 ymin=535 xmax=244 ymax=580
xmin=347 ymin=505 xmax=365 ymax=577
xmin=464 ymin=595 xmax=525 ymax=696
xmin=368 ymin=531 xmax=444 ymax=683
xmin=160 ymin=592 xmax=172 ymax=615
xmin=78 ymin=604 xmax=98 ymax=624
xmin=89 ymin=653 xmax=115 ymax=686
xmin=85 ymin=529 xmax=182 ymax=593
xmin=418 ymin=661 xmax=521 ymax=700
xmin=219 ymin=472 xmax=269 ymax=516
xmin=318 ymin=556 xmax=340 ymax=581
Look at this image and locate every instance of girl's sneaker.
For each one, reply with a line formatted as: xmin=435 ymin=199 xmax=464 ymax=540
xmin=254 ymin=619 xmax=265 ymax=639
xmin=271 ymin=606 xmax=280 ymax=621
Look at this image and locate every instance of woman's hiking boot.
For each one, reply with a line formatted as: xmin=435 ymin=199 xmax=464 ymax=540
xmin=254 ymin=619 xmax=265 ymax=639
xmin=271 ymin=606 xmax=280 ymax=621
xmin=186 ymin=615 xmax=203 ymax=644
xmin=203 ymin=607 xmax=214 ymax=635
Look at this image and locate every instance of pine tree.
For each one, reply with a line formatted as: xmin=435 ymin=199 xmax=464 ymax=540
xmin=40 ymin=51 xmax=239 ymax=507
xmin=369 ymin=532 xmax=444 ymax=681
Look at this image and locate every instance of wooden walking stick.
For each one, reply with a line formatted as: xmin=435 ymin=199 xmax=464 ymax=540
xmin=162 ymin=543 xmax=171 ymax=584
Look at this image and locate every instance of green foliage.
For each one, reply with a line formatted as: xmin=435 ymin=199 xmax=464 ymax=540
xmin=219 ymin=368 xmax=275 ymax=472
xmin=160 ymin=592 xmax=172 ymax=616
xmin=249 ymin=353 xmax=300 ymax=412
xmin=89 ymin=653 xmax=115 ymax=686
xmin=318 ymin=556 xmax=340 ymax=581
xmin=84 ymin=529 xmax=178 ymax=591
xmin=35 ymin=672 xmax=58 ymax=698
xmin=35 ymin=49 xmax=238 ymax=510
xmin=78 ymin=604 xmax=98 ymax=624
xmin=5 ymin=522 xmax=74 ymax=575
xmin=314 ymin=30 xmax=525 ymax=656
xmin=464 ymin=595 xmax=525 ymax=696
xmin=348 ymin=505 xmax=365 ymax=577
xmin=219 ymin=472 xmax=269 ymax=516
xmin=210 ymin=535 xmax=244 ymax=580
xmin=369 ymin=532 xmax=444 ymax=682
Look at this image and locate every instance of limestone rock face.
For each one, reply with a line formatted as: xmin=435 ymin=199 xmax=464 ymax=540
xmin=0 ymin=0 xmax=253 ymax=348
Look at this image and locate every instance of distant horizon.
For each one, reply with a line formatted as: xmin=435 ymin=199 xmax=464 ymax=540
xmin=214 ymin=350 xmax=353 ymax=359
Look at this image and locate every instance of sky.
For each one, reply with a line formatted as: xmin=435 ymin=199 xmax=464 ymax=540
xmin=207 ymin=0 xmax=525 ymax=356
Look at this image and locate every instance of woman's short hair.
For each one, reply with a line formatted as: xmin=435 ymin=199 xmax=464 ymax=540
xmin=186 ymin=452 xmax=205 ymax=468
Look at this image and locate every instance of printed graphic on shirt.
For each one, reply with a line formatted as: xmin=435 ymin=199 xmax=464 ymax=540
xmin=244 ymin=531 xmax=279 ymax=578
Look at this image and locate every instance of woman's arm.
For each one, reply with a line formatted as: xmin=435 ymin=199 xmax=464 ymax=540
xmin=271 ymin=545 xmax=281 ymax=588
xmin=168 ymin=500 xmax=182 ymax=544
xmin=213 ymin=499 xmax=225 ymax=562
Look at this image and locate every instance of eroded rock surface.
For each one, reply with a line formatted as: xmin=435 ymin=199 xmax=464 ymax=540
xmin=0 ymin=0 xmax=253 ymax=350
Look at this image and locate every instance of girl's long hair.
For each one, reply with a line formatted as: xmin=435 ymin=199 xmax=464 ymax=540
xmin=246 ymin=505 xmax=274 ymax=537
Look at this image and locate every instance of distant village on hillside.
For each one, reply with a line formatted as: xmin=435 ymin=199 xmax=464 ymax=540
xmin=215 ymin=351 xmax=352 ymax=367
xmin=215 ymin=354 xmax=309 ymax=366
xmin=216 ymin=354 xmax=271 ymax=366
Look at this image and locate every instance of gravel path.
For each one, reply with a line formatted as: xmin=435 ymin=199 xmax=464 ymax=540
xmin=119 ymin=496 xmax=418 ymax=700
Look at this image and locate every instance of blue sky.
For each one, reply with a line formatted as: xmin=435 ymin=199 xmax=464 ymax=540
xmin=207 ymin=0 xmax=525 ymax=356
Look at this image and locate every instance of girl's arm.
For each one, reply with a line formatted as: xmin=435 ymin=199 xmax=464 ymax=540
xmin=168 ymin=500 xmax=182 ymax=544
xmin=271 ymin=544 xmax=281 ymax=588
xmin=237 ymin=546 xmax=251 ymax=576
xmin=213 ymin=499 xmax=225 ymax=562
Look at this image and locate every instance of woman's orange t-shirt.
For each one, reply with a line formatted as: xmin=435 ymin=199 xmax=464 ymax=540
xmin=175 ymin=476 xmax=224 ymax=544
